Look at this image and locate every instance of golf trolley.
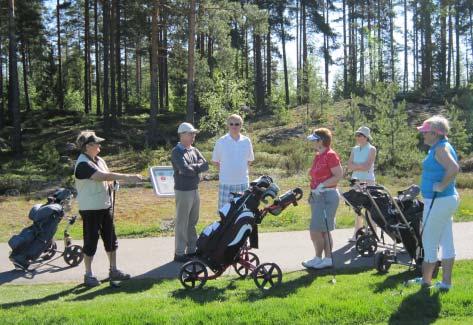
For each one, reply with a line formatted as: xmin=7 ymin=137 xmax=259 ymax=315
xmin=8 ymin=188 xmax=84 ymax=272
xmin=343 ymin=181 xmax=426 ymax=274
xmin=179 ymin=177 xmax=303 ymax=291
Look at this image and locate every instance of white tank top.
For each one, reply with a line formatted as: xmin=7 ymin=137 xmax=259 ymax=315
xmin=351 ymin=143 xmax=376 ymax=182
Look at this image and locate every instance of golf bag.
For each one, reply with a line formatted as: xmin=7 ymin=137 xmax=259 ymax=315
xmin=8 ymin=189 xmax=70 ymax=270
xmin=196 ymin=176 xmax=278 ymax=271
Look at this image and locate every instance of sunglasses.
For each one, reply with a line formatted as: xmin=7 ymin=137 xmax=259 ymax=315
xmin=355 ymin=133 xmax=366 ymax=138
xmin=229 ymin=122 xmax=241 ymax=126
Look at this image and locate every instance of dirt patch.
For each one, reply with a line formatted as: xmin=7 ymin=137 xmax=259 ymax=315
xmin=258 ymin=125 xmax=307 ymax=145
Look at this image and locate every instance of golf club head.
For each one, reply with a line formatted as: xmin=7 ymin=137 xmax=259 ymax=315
xmin=330 ymin=278 xmax=337 ymax=284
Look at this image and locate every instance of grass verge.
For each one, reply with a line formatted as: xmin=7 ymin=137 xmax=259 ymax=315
xmin=1 ymin=178 xmax=472 ymax=242
xmin=1 ymin=261 xmax=472 ymax=324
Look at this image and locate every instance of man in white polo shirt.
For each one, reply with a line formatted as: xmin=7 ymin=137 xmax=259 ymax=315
xmin=212 ymin=114 xmax=255 ymax=209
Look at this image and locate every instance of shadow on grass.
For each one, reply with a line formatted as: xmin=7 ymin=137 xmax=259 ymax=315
xmin=246 ymin=266 xmax=374 ymax=301
xmin=388 ymin=288 xmax=441 ymax=324
xmin=372 ymin=268 xmax=420 ymax=293
xmin=170 ymin=279 xmax=239 ymax=304
xmin=0 ymin=284 xmax=88 ymax=309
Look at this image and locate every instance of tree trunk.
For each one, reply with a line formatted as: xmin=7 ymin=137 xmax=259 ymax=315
xmin=94 ymin=0 xmax=101 ymax=115
xmin=0 ymin=35 xmax=4 ymax=129
xmin=254 ymin=33 xmax=264 ymax=115
xmin=455 ymin=0 xmax=460 ymax=88
xmin=8 ymin=0 xmax=21 ymax=153
xmin=377 ymin=0 xmax=383 ymax=81
xmin=359 ymin=0 xmax=364 ymax=86
xmin=343 ymin=0 xmax=348 ymax=95
xmin=103 ymin=0 xmax=110 ymax=121
xmin=296 ymin=0 xmax=301 ymax=104
xmin=389 ymin=0 xmax=395 ymax=82
xmin=21 ymin=43 xmax=31 ymax=111
xmin=115 ymin=0 xmax=122 ymax=116
xmin=84 ymin=0 xmax=91 ymax=114
xmin=164 ymin=23 xmax=169 ymax=110
xmin=302 ymin=0 xmax=308 ymax=103
xmin=57 ymin=0 xmax=64 ymax=110
xmin=413 ymin=0 xmax=418 ymax=87
xmin=324 ymin=0 xmax=330 ymax=89
xmin=280 ymin=16 xmax=289 ymax=107
xmin=110 ymin=0 xmax=116 ymax=119
xmin=266 ymin=28 xmax=271 ymax=107
xmin=150 ymin=0 xmax=159 ymax=122
xmin=447 ymin=4 xmax=452 ymax=88
xmin=439 ymin=0 xmax=447 ymax=89
xmin=403 ymin=0 xmax=408 ymax=91
xmin=186 ymin=0 xmax=196 ymax=123
xmin=420 ymin=0 xmax=433 ymax=91
xmin=124 ymin=37 xmax=129 ymax=112
xmin=135 ymin=41 xmax=141 ymax=96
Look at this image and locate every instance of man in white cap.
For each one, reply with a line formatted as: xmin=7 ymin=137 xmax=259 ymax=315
xmin=171 ymin=122 xmax=209 ymax=262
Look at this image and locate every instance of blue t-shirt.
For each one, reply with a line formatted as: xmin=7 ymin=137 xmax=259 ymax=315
xmin=421 ymin=139 xmax=458 ymax=199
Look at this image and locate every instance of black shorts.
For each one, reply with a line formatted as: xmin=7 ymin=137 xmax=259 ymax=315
xmin=80 ymin=209 xmax=118 ymax=256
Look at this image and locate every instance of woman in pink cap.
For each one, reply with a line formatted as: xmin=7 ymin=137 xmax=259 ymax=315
xmin=407 ymin=115 xmax=460 ymax=291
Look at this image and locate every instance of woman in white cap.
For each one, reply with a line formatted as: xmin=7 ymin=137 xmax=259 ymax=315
xmin=347 ymin=126 xmax=377 ymax=242
xmin=407 ymin=115 xmax=459 ymax=291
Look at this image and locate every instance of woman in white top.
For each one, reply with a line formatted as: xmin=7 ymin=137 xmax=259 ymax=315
xmin=347 ymin=126 xmax=377 ymax=242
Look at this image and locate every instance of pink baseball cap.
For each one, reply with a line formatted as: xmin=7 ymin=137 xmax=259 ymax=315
xmin=416 ymin=121 xmax=445 ymax=135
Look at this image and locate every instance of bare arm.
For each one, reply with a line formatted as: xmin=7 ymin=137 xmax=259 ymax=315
xmin=434 ymin=146 xmax=459 ymax=192
xmin=90 ymin=170 xmax=142 ymax=182
xmin=349 ymin=147 xmax=376 ymax=171
xmin=322 ymin=165 xmax=344 ymax=188
xmin=347 ymin=150 xmax=356 ymax=171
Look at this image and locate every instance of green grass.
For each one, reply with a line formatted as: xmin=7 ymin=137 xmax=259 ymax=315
xmin=1 ymin=261 xmax=473 ymax=324
xmin=1 ymin=178 xmax=472 ymax=243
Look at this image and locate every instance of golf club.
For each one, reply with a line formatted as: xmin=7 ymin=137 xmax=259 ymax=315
xmin=110 ymin=180 xmax=121 ymax=288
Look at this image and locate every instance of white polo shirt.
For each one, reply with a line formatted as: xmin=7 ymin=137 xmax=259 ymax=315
xmin=212 ymin=133 xmax=255 ymax=185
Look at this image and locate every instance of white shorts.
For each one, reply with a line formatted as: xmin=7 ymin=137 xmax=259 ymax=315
xmin=422 ymin=195 xmax=459 ymax=263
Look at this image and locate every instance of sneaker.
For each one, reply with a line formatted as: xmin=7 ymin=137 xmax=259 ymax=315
xmin=434 ymin=281 xmax=451 ymax=291
xmin=313 ymin=258 xmax=333 ymax=269
xmin=109 ymin=269 xmax=131 ymax=281
xmin=84 ymin=274 xmax=100 ymax=287
xmin=174 ymin=254 xmax=190 ymax=263
xmin=302 ymin=256 xmax=323 ymax=269
xmin=405 ymin=277 xmax=430 ymax=288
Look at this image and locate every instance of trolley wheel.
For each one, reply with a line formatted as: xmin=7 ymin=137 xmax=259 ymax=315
xmin=355 ymin=228 xmax=366 ymax=239
xmin=356 ymin=234 xmax=378 ymax=257
xmin=252 ymin=263 xmax=282 ymax=291
xmin=63 ymin=245 xmax=84 ymax=267
xmin=179 ymin=260 xmax=208 ymax=290
xmin=233 ymin=251 xmax=260 ymax=278
xmin=41 ymin=241 xmax=57 ymax=261
xmin=375 ymin=251 xmax=392 ymax=274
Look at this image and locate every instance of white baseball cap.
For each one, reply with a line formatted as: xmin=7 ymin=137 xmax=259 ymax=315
xmin=177 ymin=122 xmax=199 ymax=134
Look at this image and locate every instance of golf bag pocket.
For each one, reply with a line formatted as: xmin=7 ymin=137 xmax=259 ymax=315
xmin=8 ymin=226 xmax=36 ymax=251
xmin=29 ymin=204 xmax=63 ymax=223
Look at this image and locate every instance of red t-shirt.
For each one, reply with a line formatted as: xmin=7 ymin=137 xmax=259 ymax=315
xmin=309 ymin=148 xmax=341 ymax=189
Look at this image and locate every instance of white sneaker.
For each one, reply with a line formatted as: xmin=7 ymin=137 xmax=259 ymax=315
xmin=434 ymin=281 xmax=452 ymax=291
xmin=302 ymin=256 xmax=323 ymax=269
xmin=313 ymin=257 xmax=333 ymax=269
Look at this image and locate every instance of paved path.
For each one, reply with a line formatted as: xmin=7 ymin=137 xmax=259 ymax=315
xmin=1 ymin=222 xmax=472 ymax=285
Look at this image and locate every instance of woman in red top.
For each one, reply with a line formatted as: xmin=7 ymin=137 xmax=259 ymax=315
xmin=302 ymin=128 xmax=343 ymax=269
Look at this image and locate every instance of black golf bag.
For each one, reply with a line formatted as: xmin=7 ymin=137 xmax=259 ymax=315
xmin=196 ymin=176 xmax=278 ymax=271
xmin=344 ymin=184 xmax=424 ymax=260
xmin=8 ymin=189 xmax=71 ymax=270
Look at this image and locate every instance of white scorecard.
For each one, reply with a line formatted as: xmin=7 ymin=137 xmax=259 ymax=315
xmin=149 ymin=166 xmax=175 ymax=197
